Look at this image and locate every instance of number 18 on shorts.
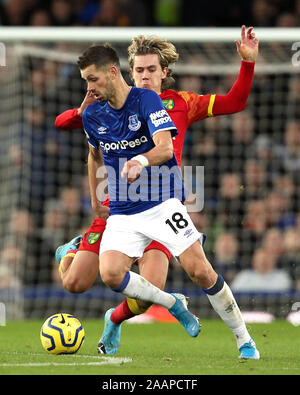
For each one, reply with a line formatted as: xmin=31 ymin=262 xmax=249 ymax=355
xmin=100 ymin=198 xmax=205 ymax=258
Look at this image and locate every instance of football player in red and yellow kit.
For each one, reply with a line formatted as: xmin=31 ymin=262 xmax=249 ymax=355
xmin=55 ymin=26 xmax=260 ymax=358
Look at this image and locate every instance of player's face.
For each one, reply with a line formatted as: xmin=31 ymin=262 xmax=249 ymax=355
xmin=80 ymin=64 xmax=115 ymax=103
xmin=131 ymin=54 xmax=168 ymax=95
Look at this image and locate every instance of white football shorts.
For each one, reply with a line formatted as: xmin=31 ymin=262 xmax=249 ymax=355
xmin=99 ymin=198 xmax=205 ymax=258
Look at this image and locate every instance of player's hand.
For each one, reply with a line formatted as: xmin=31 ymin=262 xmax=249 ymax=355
xmin=235 ymin=25 xmax=259 ymax=62
xmin=91 ymin=199 xmax=110 ymax=221
xmin=77 ymin=91 xmax=97 ymax=117
xmin=121 ymin=160 xmax=143 ymax=184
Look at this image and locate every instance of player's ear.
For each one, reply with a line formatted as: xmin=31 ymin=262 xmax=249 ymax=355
xmin=162 ymin=66 xmax=168 ymax=80
xmin=109 ymin=65 xmax=119 ymax=80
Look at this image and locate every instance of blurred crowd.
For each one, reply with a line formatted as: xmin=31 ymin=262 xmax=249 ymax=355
xmin=1 ymin=52 xmax=300 ymax=297
xmin=0 ymin=0 xmax=300 ymax=28
xmin=1 ymin=0 xmax=300 ymax=303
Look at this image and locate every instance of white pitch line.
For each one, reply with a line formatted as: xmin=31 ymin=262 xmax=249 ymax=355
xmin=0 ymin=351 xmax=119 ymax=359
xmin=0 ymin=357 xmax=132 ymax=368
xmin=0 ymin=352 xmax=128 ymax=360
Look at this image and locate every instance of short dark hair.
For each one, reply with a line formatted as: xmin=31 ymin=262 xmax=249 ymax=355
xmin=77 ymin=43 xmax=120 ymax=70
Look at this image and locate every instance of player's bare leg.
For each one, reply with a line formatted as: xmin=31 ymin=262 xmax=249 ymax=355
xmin=60 ymin=251 xmax=99 ymax=293
xmin=126 ymin=249 xmax=170 ymax=314
xmin=98 ymin=249 xmax=169 ymax=354
xmin=59 ymin=255 xmax=74 ymax=276
xmin=98 ymin=250 xmax=200 ymax=354
xmin=55 ymin=234 xmax=99 ymax=293
xmin=139 ymin=250 xmax=169 ymax=289
xmin=98 ymin=249 xmax=190 ymax=354
xmin=99 ymin=250 xmax=180 ymax=310
xmin=108 ymin=249 xmax=170 ymax=324
xmin=179 ymin=240 xmax=260 ymax=359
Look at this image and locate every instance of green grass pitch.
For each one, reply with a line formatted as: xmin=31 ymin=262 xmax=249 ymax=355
xmin=0 ymin=319 xmax=299 ymax=375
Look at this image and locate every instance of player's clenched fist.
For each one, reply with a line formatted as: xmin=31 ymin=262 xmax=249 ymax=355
xmin=121 ymin=160 xmax=143 ymax=184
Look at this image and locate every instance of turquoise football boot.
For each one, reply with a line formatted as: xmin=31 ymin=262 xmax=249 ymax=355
xmin=239 ymin=338 xmax=260 ymax=360
xmin=168 ymin=293 xmax=200 ymax=337
xmin=55 ymin=235 xmax=82 ymax=264
xmin=98 ymin=308 xmax=121 ymax=355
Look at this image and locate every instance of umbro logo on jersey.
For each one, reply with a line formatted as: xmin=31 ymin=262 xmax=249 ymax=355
xmin=97 ymin=126 xmax=107 ymax=134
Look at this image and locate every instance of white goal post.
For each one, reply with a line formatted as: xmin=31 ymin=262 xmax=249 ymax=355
xmin=0 ymin=26 xmax=300 ymax=42
xmin=1 ymin=26 xmax=300 ymax=74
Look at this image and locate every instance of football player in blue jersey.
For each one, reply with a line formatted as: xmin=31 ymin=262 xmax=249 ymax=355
xmin=74 ymin=43 xmax=259 ymax=359
xmin=78 ymin=44 xmax=200 ymax=339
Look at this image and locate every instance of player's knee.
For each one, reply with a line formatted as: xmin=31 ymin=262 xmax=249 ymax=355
xmin=186 ymin=258 xmax=217 ymax=289
xmin=193 ymin=269 xmax=215 ymax=288
xmin=100 ymin=268 xmax=124 ymax=289
xmin=63 ymin=276 xmax=89 ymax=294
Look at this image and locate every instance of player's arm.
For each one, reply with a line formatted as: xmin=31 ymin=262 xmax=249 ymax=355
xmin=142 ymin=130 xmax=174 ymax=165
xmin=55 ymin=91 xmax=96 ymax=130
xmin=88 ymin=145 xmax=109 ymax=220
xmin=182 ymin=26 xmax=259 ymax=125
xmin=212 ymin=25 xmax=259 ymax=115
xmin=121 ymin=130 xmax=174 ymax=184
xmin=55 ymin=108 xmax=82 ymax=130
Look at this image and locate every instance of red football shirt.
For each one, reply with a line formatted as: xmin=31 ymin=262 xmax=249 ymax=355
xmin=55 ymin=61 xmax=255 ymax=167
xmin=160 ymin=90 xmax=213 ymax=166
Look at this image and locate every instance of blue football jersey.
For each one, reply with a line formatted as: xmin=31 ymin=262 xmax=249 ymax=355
xmin=82 ymin=87 xmax=185 ymax=215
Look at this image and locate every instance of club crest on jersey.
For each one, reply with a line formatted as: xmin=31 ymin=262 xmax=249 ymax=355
xmin=128 ymin=114 xmax=141 ymax=131
xmin=162 ymin=99 xmax=175 ymax=110
xmin=88 ymin=232 xmax=101 ymax=244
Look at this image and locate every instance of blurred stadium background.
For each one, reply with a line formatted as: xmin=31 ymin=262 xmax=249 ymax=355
xmin=0 ymin=0 xmax=300 ymax=324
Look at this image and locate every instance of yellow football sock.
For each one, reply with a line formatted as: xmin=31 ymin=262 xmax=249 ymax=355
xmin=126 ymin=297 xmax=150 ymax=315
xmin=58 ymin=252 xmax=76 ymax=276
